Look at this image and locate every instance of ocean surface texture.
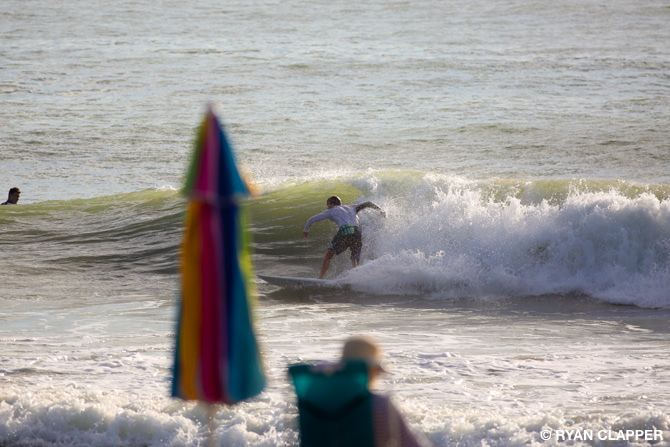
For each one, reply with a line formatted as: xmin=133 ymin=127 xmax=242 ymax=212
xmin=1 ymin=0 xmax=669 ymax=446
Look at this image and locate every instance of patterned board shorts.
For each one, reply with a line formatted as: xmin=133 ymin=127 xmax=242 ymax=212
xmin=328 ymin=225 xmax=362 ymax=261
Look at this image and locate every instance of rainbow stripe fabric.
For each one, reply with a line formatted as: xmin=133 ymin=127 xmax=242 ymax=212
xmin=172 ymin=108 xmax=265 ymax=404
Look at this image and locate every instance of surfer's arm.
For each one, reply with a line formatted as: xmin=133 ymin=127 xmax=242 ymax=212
xmin=303 ymin=211 xmax=329 ymax=234
xmin=355 ymin=202 xmax=387 ymax=218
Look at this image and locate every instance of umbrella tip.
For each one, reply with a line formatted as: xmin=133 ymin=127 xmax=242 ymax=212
xmin=205 ymin=102 xmax=217 ymax=116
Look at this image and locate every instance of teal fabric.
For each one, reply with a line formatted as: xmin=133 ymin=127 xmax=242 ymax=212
xmin=338 ymin=225 xmax=357 ymax=236
xmin=289 ymin=361 xmax=375 ymax=447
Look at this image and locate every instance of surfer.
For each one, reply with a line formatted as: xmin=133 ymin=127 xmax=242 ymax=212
xmin=302 ymin=196 xmax=386 ymax=279
xmin=1 ymin=187 xmax=21 ymax=205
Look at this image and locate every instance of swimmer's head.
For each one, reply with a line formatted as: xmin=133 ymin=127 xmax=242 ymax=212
xmin=7 ymin=187 xmax=20 ymax=204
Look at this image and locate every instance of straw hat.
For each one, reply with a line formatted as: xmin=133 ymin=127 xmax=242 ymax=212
xmin=341 ymin=336 xmax=385 ymax=372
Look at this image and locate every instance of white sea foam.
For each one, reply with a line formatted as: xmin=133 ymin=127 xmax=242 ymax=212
xmin=339 ymin=173 xmax=670 ymax=308
xmin=3 ymin=312 xmax=669 ymax=447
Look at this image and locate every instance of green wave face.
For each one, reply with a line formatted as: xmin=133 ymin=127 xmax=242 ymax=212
xmin=2 ymin=173 xmax=668 ymax=307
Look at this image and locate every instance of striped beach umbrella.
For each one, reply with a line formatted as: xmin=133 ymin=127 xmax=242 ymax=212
xmin=172 ymin=106 xmax=265 ymax=406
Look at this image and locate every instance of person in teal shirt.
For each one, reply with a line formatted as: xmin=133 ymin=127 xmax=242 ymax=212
xmin=290 ymin=336 xmax=428 ymax=447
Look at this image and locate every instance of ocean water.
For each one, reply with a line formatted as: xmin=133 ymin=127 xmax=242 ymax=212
xmin=1 ymin=0 xmax=669 ymax=446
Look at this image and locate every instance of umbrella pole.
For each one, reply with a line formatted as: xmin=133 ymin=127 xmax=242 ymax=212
xmin=207 ymin=404 xmax=217 ymax=447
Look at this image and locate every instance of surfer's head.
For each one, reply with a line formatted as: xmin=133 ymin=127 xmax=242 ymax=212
xmin=326 ymin=196 xmax=342 ymax=208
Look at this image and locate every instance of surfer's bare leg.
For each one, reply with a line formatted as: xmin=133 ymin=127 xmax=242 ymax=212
xmin=350 ymin=251 xmax=360 ymax=268
xmin=319 ymin=250 xmax=335 ymax=279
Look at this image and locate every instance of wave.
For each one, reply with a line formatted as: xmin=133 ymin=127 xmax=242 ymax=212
xmin=2 ymin=172 xmax=668 ymax=308
xmin=251 ymin=172 xmax=670 ymax=309
xmin=0 ymin=189 xmax=186 ymax=279
xmin=2 ymin=382 xmax=667 ymax=447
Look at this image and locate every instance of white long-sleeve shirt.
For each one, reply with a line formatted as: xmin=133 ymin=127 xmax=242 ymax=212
xmin=303 ymin=202 xmax=382 ymax=233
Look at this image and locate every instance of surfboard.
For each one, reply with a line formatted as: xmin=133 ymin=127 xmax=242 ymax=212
xmin=257 ymin=274 xmax=343 ymax=289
